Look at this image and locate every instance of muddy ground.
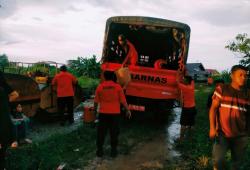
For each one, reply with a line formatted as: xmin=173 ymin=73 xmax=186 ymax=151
xmin=84 ymin=108 xmax=184 ymax=170
xmin=22 ymin=104 xmax=189 ymax=170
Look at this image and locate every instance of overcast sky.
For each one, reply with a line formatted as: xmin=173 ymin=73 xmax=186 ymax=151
xmin=0 ymin=0 xmax=250 ymax=71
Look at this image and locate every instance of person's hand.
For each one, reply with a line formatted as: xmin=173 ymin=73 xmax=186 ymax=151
xmin=209 ymin=128 xmax=217 ymax=139
xmin=12 ymin=118 xmax=24 ymax=123
xmin=126 ymin=110 xmax=132 ymax=119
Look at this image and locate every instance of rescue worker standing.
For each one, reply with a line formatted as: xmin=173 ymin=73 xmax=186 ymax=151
xmin=52 ymin=65 xmax=77 ymax=125
xmin=177 ymin=73 xmax=196 ymax=141
xmin=94 ymin=71 xmax=131 ymax=158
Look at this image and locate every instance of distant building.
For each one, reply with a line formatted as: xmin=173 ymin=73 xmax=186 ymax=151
xmin=186 ymin=63 xmax=209 ymax=82
xmin=205 ymin=69 xmax=220 ymax=76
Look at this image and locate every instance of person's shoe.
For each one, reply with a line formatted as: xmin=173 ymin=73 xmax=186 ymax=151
xmin=24 ymin=138 xmax=32 ymax=144
xmin=110 ymin=149 xmax=117 ymax=158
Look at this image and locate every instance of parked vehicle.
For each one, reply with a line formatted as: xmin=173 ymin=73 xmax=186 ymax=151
xmin=101 ymin=16 xmax=191 ymax=113
xmin=2 ymin=61 xmax=82 ymax=122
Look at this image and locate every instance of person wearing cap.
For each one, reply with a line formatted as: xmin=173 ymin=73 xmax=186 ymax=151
xmin=94 ymin=71 xmax=131 ymax=158
xmin=52 ymin=65 xmax=77 ymax=125
xmin=177 ymin=73 xmax=196 ymax=141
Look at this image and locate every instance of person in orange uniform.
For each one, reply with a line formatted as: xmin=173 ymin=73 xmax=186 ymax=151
xmin=52 ymin=65 xmax=77 ymax=125
xmin=94 ymin=71 xmax=131 ymax=158
xmin=207 ymin=76 xmax=214 ymax=86
xmin=209 ymin=65 xmax=250 ymax=170
xmin=118 ymin=34 xmax=138 ymax=66
xmin=177 ymin=74 xmax=196 ymax=141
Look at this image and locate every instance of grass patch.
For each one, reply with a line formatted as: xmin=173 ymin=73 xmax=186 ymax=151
xmin=6 ymin=114 xmax=164 ymax=169
xmin=77 ymin=76 xmax=99 ymax=90
xmin=6 ymin=126 xmax=96 ymax=169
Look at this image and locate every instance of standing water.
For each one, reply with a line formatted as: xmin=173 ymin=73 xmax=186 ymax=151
xmin=165 ymin=107 xmax=182 ymax=158
xmin=27 ymin=107 xmax=84 ymax=142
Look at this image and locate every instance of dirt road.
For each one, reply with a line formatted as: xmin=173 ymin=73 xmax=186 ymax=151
xmin=85 ymin=108 xmax=182 ymax=170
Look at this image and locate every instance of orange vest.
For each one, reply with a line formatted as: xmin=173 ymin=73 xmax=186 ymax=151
xmin=178 ymin=80 xmax=195 ymax=108
xmin=52 ymin=71 xmax=77 ymax=97
xmin=94 ymin=81 xmax=127 ymax=114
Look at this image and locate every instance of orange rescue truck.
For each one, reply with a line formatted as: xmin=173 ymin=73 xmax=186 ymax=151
xmin=101 ymin=16 xmax=191 ymax=113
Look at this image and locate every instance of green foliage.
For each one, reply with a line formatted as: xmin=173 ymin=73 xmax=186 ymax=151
xmin=25 ymin=63 xmax=58 ymax=77
xmin=211 ymin=70 xmax=231 ymax=85
xmin=78 ymin=76 xmax=99 ymax=90
xmin=219 ymin=70 xmax=231 ymax=83
xmin=68 ymin=55 xmax=101 ymax=78
xmin=225 ymin=33 xmax=250 ymax=67
xmin=1 ymin=60 xmax=58 ymax=76
xmin=0 ymin=54 xmax=9 ymax=68
xmin=32 ymin=65 xmax=57 ymax=76
xmin=1 ymin=55 xmax=101 ymax=79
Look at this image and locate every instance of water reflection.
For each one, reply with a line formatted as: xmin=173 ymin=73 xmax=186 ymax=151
xmin=165 ymin=107 xmax=181 ymax=157
xmin=73 ymin=111 xmax=83 ymax=122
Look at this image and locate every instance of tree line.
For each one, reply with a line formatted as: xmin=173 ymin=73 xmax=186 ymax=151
xmin=0 ymin=55 xmax=101 ymax=79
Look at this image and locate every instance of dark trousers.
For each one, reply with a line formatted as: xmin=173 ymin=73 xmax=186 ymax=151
xmin=96 ymin=114 xmax=120 ymax=156
xmin=13 ymin=121 xmax=26 ymax=142
xmin=212 ymin=135 xmax=248 ymax=170
xmin=57 ymin=97 xmax=74 ymax=123
xmin=0 ymin=144 xmax=7 ymax=170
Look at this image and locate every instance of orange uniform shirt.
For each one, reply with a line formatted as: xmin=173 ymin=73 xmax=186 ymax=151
xmin=94 ymin=81 xmax=127 ymax=114
xmin=178 ymin=80 xmax=195 ymax=108
xmin=52 ymin=71 xmax=77 ymax=97
xmin=126 ymin=41 xmax=138 ymax=65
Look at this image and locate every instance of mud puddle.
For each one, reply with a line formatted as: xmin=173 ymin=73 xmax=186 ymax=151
xmin=165 ymin=107 xmax=181 ymax=158
xmin=86 ymin=135 xmax=166 ymax=170
xmin=85 ymin=107 xmax=182 ymax=170
xmin=27 ymin=110 xmax=83 ymax=142
xmin=28 ymin=100 xmax=96 ymax=142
